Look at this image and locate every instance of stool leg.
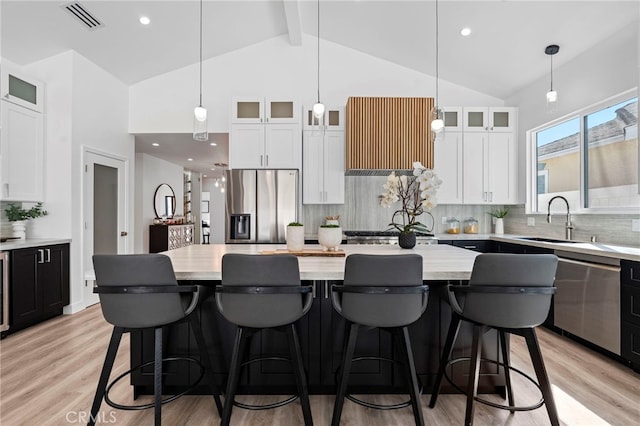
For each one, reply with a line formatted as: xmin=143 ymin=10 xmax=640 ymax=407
xmin=464 ymin=324 xmax=482 ymax=426
xmin=332 ymin=322 xmax=359 ymax=426
xmin=154 ymin=327 xmax=163 ymax=426
xmin=221 ymin=326 xmax=247 ymax=426
xmin=88 ymin=327 xmax=124 ymax=426
xmin=189 ymin=314 xmax=224 ymax=416
xmin=397 ymin=327 xmax=425 ymax=426
xmin=429 ymin=314 xmax=461 ymax=408
xmin=523 ymin=328 xmax=559 ymax=426
xmin=287 ymin=324 xmax=313 ymax=426
xmin=499 ymin=330 xmax=515 ymax=413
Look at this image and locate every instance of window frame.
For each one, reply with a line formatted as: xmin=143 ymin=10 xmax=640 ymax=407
xmin=526 ymin=88 xmax=638 ymax=214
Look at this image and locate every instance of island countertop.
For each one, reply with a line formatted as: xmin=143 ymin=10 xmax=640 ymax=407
xmin=154 ymin=243 xmax=479 ymax=281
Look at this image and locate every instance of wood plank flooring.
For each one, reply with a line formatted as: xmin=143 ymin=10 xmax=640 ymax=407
xmin=1 ymin=305 xmax=639 ymax=425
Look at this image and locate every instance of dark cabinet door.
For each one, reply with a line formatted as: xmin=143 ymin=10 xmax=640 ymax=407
xmin=621 ymin=260 xmax=640 ymax=371
xmin=10 ymin=248 xmax=41 ymax=327
xmin=41 ymin=244 xmax=70 ymax=314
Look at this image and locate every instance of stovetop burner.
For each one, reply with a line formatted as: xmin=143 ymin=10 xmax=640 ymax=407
xmin=344 ymin=230 xmax=435 ymax=237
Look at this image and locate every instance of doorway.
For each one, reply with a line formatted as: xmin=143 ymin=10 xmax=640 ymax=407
xmin=83 ymin=149 xmax=127 ymax=307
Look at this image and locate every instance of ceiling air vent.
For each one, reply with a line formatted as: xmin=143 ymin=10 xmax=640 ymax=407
xmin=62 ymin=2 xmax=104 ymax=30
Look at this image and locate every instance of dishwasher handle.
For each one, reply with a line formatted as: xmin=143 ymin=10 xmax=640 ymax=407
xmin=557 ymin=257 xmax=621 ymax=273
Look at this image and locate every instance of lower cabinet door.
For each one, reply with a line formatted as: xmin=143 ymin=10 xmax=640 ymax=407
xmin=10 ymin=248 xmax=40 ymax=328
xmin=41 ymin=244 xmax=70 ymax=314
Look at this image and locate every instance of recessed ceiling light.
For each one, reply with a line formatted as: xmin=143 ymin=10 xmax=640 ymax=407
xmin=460 ymin=27 xmax=471 ymax=37
xmin=210 ymin=142 xmax=217 ymax=146
xmin=203 ymin=174 xmax=207 ymax=178
xmin=210 ymin=167 xmax=215 ymax=170
xmin=139 ymin=16 xmax=150 ymax=25
xmin=152 ymin=142 xmax=159 ymax=147
xmin=187 ymin=158 xmax=193 ymax=161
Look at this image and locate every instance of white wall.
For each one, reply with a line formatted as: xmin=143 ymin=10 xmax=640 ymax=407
xmin=129 ymin=34 xmax=503 ymax=133
xmin=135 ymin=153 xmax=184 ymax=253
xmin=24 ymin=51 xmax=133 ymax=314
xmin=506 ymin=23 xmax=639 ymax=200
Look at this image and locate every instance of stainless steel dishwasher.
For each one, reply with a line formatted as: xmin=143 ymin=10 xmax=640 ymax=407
xmin=553 ymin=250 xmax=621 ymax=355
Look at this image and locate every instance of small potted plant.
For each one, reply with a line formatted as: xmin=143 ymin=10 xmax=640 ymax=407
xmin=4 ymin=202 xmax=48 ymax=239
xmin=487 ymin=208 xmax=509 ymax=234
xmin=286 ymin=222 xmax=305 ymax=252
xmin=318 ymin=224 xmax=342 ymax=251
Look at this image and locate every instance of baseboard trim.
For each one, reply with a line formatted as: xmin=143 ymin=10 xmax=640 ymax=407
xmin=63 ymin=301 xmax=85 ymax=315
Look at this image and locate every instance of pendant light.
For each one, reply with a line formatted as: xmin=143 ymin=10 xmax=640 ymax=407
xmin=430 ymin=0 xmax=444 ymax=133
xmin=545 ymin=44 xmax=559 ymax=104
xmin=312 ymin=0 xmax=325 ymax=120
xmin=193 ymin=0 xmax=208 ymax=141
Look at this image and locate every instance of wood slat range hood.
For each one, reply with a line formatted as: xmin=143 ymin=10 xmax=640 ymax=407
xmin=345 ymin=97 xmax=434 ymax=176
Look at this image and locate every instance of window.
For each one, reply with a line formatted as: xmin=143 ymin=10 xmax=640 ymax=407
xmin=531 ymin=92 xmax=638 ymax=213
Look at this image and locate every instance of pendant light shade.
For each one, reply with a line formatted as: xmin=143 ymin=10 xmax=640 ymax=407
xmin=313 ymin=0 xmax=325 ymax=121
xmin=545 ymin=44 xmax=559 ymax=104
xmin=193 ymin=0 xmax=208 ymax=141
xmin=430 ymin=0 xmax=444 ymax=134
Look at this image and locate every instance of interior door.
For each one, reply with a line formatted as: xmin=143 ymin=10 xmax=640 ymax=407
xmin=83 ymin=150 xmax=126 ymax=307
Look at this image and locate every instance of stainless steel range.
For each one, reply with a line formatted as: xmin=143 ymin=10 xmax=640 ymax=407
xmin=344 ymin=231 xmax=438 ymax=245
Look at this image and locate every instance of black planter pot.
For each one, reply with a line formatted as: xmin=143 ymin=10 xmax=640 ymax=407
xmin=398 ymin=232 xmax=417 ymax=249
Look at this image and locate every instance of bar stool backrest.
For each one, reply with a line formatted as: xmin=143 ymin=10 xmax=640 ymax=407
xmin=218 ymin=254 xmax=304 ymax=328
xmin=340 ymin=254 xmax=425 ymax=327
xmin=92 ymin=254 xmax=189 ymax=329
xmin=461 ymin=253 xmax=558 ymax=328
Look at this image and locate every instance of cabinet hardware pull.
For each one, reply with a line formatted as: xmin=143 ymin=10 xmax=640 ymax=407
xmin=37 ymin=249 xmax=44 ymax=264
xmin=260 ymin=155 xmax=263 ymax=166
xmin=120 ymin=231 xmax=128 ymax=236
xmin=312 ymin=281 xmax=317 ymax=299
xmin=266 ymin=155 xmax=269 ymax=166
xmin=489 ymin=192 xmax=493 ymax=202
xmin=45 ymin=249 xmax=51 ymax=263
xmin=324 ymin=281 xmax=329 ymax=299
xmin=464 ymin=246 xmax=476 ymax=249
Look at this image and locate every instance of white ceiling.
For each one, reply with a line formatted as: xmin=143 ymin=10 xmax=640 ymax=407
xmin=2 ymin=0 xmax=638 ymax=174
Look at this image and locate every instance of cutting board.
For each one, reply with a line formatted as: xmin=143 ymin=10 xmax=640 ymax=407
xmin=260 ymin=249 xmax=346 ymax=257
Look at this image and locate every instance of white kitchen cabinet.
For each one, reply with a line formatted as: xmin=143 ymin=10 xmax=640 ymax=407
xmin=462 ymin=131 xmax=516 ymax=204
xmin=303 ymin=130 xmax=344 ymax=204
xmin=434 ymin=131 xmax=463 ymax=204
xmin=231 ymin=97 xmax=298 ymax=124
xmin=0 ymin=100 xmax=44 ymax=201
xmin=463 ymin=107 xmax=515 ymax=133
xmin=229 ymin=123 xmax=300 ymax=169
xmin=1 ymin=64 xmax=45 ymax=113
xmin=443 ymin=106 xmax=463 ymax=132
xmin=302 ymin=105 xmax=345 ymax=131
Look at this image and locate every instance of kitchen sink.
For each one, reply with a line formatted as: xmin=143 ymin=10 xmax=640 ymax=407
xmin=515 ymin=237 xmax=579 ymax=244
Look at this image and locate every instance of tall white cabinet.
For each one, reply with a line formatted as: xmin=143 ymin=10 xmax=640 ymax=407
xmin=0 ymin=64 xmax=45 ymax=201
xmin=432 ymin=106 xmax=517 ymax=205
xmin=302 ymin=106 xmax=345 ymax=204
xmin=229 ymin=97 xmax=301 ymax=169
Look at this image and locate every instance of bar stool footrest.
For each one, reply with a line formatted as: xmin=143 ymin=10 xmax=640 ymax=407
xmin=233 ymin=356 xmax=299 ymax=410
xmin=105 ymin=357 xmax=204 ymax=411
xmin=444 ymin=357 xmax=544 ymax=412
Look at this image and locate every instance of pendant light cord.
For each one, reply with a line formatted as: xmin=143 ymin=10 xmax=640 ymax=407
xmin=549 ymin=54 xmax=553 ymax=91
xmin=434 ymin=0 xmax=439 ymax=107
xmin=317 ymin=0 xmax=321 ymax=103
xmin=199 ymin=0 xmax=203 ymax=108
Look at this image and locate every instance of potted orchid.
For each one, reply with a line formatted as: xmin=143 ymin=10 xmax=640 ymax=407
xmin=380 ymin=162 xmax=441 ymax=248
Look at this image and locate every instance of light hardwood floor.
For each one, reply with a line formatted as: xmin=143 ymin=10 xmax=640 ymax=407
xmin=1 ymin=305 xmax=639 ymax=425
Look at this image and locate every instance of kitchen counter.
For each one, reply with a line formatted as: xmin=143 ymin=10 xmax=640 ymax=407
xmin=0 ymin=238 xmax=72 ymax=251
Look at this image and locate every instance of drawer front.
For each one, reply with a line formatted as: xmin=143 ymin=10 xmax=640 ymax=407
xmin=621 ymin=260 xmax=640 ymax=287
xmin=452 ymin=240 xmax=492 ymax=253
xmin=621 ymin=320 xmax=640 ymax=368
xmin=622 ymin=284 xmax=640 ymax=327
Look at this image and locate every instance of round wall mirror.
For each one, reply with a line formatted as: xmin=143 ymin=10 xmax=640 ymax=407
xmin=154 ymin=183 xmax=176 ymax=218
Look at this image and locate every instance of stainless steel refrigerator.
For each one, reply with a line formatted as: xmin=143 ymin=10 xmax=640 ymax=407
xmin=225 ymin=169 xmax=299 ymax=243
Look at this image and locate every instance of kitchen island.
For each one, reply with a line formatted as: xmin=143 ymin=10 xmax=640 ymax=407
xmin=129 ymin=244 xmax=508 ymax=397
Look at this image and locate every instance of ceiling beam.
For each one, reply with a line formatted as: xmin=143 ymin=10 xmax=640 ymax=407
xmin=283 ymin=0 xmax=302 ymax=46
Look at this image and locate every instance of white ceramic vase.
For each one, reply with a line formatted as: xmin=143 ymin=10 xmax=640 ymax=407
xmin=494 ymin=218 xmax=504 ymax=234
xmin=12 ymin=220 xmax=27 ymax=239
xmin=286 ymin=225 xmax=305 ymax=252
xmin=318 ymin=226 xmax=342 ymax=251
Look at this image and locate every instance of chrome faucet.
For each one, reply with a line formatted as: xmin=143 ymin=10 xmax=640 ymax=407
xmin=546 ymin=196 xmax=573 ymax=240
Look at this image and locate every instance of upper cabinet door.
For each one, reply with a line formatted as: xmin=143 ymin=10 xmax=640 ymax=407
xmin=488 ymin=107 xmax=516 ymax=133
xmin=0 ymin=64 xmax=44 ymax=113
xmin=231 ymin=97 xmax=264 ymax=123
xmin=302 ymin=105 xmax=344 ymax=130
xmin=463 ymin=107 xmax=488 ymax=132
xmin=443 ymin=106 xmax=463 ymax=132
xmin=265 ymin=99 xmax=298 ymax=124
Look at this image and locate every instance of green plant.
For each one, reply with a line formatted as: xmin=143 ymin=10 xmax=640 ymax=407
xmin=320 ymin=224 xmax=340 ymax=228
xmin=4 ymin=202 xmax=48 ymax=222
xmin=287 ymin=222 xmax=303 ymax=227
xmin=487 ymin=208 xmax=509 ymax=218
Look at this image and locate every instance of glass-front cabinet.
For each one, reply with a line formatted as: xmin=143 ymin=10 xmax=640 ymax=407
xmin=1 ymin=64 xmax=44 ymax=113
xmin=231 ymin=97 xmax=298 ymax=124
xmin=463 ymin=107 xmax=514 ymax=133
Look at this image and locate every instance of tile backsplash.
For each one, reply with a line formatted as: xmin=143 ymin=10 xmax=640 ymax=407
xmin=302 ymin=177 xmax=640 ymax=247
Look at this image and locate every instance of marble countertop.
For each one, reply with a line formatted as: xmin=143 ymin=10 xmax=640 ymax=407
xmin=0 ymin=238 xmax=71 ymax=251
xmin=86 ymin=244 xmax=480 ymax=282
